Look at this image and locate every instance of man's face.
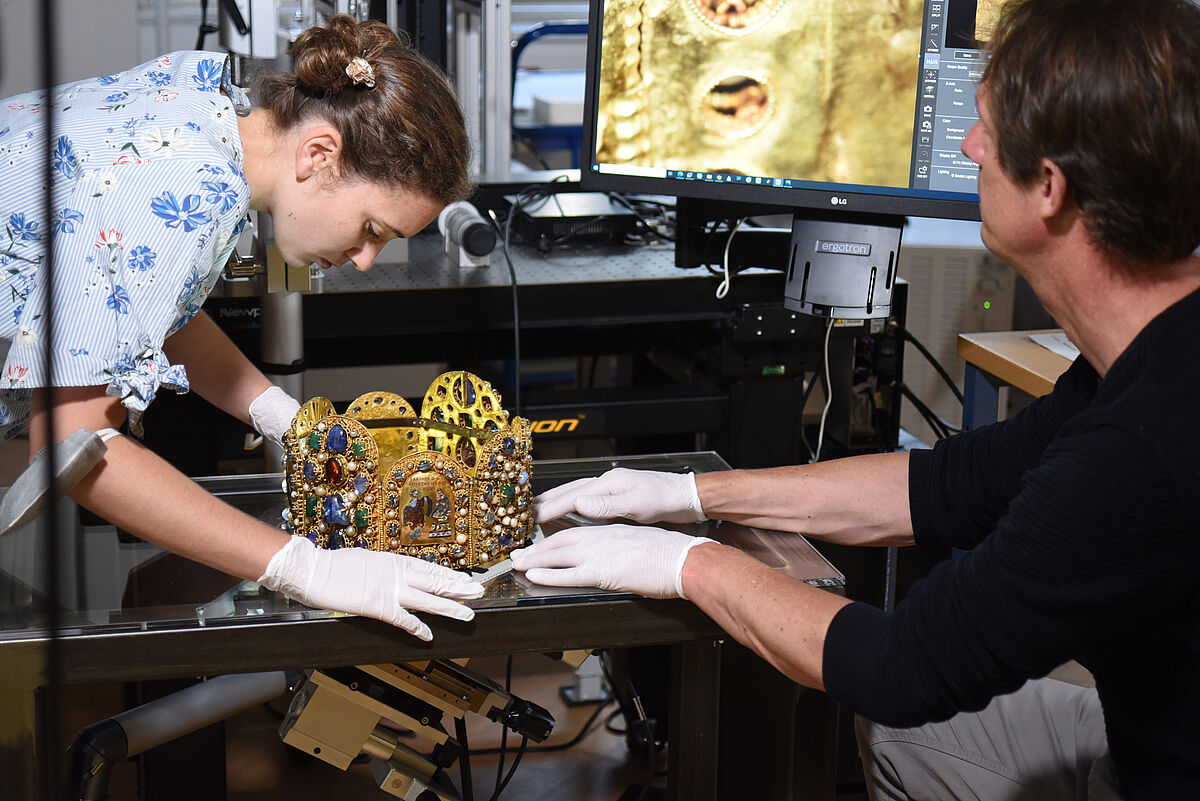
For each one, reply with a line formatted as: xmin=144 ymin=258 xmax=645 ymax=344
xmin=960 ymin=90 xmax=1041 ymax=266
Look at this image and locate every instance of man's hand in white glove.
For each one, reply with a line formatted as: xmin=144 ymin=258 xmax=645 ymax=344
xmin=248 ymin=386 xmax=301 ymax=449
xmin=258 ymin=536 xmax=484 ymax=641
xmin=509 ymin=524 xmax=715 ymax=599
xmin=534 ymin=468 xmax=705 ymax=525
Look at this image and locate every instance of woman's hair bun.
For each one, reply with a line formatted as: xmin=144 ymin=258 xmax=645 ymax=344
xmin=290 ymin=15 xmax=402 ymax=93
xmin=255 ymin=13 xmax=471 ymax=203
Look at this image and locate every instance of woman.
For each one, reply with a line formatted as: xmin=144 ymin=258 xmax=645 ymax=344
xmin=0 ymin=15 xmax=483 ymax=640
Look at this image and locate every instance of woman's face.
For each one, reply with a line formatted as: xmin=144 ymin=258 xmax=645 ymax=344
xmin=271 ymin=174 xmax=444 ymax=272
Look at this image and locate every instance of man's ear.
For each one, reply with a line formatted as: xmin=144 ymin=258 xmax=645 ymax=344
xmin=295 ymin=124 xmax=343 ymax=181
xmin=1038 ymin=157 xmax=1073 ymax=221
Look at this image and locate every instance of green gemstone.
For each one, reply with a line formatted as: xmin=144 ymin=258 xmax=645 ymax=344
xmin=307 ymin=431 xmax=322 ymax=450
xmin=498 ymin=483 xmax=515 ymax=503
xmin=305 ymin=495 xmax=317 ymax=518
xmin=354 ymin=508 xmax=369 ymax=528
xmin=352 ymin=440 xmax=367 ymax=459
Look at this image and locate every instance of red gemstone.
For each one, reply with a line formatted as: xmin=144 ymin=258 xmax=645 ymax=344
xmin=325 ymin=458 xmax=344 ymax=484
xmin=460 ymin=440 xmax=476 ymax=468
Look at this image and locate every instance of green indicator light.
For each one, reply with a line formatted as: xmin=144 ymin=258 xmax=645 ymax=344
xmin=983 ymin=300 xmax=992 ymax=310
xmin=762 ymin=365 xmax=786 ymax=376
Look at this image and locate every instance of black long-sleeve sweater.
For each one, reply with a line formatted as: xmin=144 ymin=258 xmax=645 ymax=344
xmin=823 ymin=287 xmax=1200 ymax=799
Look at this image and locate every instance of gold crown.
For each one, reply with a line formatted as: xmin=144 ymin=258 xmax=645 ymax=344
xmin=281 ymin=371 xmax=534 ymax=570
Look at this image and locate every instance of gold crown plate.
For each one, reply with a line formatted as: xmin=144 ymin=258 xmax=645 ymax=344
xmin=281 ymin=371 xmax=534 ymax=570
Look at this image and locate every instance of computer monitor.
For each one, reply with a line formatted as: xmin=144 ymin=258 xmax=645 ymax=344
xmin=580 ymin=0 xmax=997 ymax=317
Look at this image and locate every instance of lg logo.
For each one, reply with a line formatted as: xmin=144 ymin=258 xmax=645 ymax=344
xmin=829 ymin=196 xmax=848 ymax=206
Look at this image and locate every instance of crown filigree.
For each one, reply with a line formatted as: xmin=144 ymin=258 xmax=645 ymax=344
xmin=281 ymin=371 xmax=534 ymax=570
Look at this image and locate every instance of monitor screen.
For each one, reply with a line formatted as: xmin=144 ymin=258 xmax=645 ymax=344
xmin=580 ymin=0 xmax=999 ymax=221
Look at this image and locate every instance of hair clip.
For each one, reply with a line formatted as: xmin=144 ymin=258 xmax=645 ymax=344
xmin=345 ymin=56 xmax=376 ymax=88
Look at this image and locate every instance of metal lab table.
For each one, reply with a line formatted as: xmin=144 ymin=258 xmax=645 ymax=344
xmin=0 ymin=452 xmax=843 ymax=800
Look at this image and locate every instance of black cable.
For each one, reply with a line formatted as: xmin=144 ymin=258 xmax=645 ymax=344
xmin=485 ymin=735 xmax=528 ymax=801
xmin=496 ymin=174 xmax=574 ymax=414
xmin=469 ymin=697 xmax=612 ymax=756
xmin=902 ymin=328 xmax=965 ymax=405
xmin=598 ymin=652 xmax=657 ymax=801
xmin=603 ymin=707 xmax=627 ymax=734
xmin=899 ymin=381 xmax=954 ymax=440
xmin=500 ymin=199 xmax=523 ymax=415
xmin=493 ymin=655 xmax=514 ymax=796
xmin=606 ymin=192 xmax=675 ymax=242
xmin=196 ymin=0 xmax=218 ymax=50
xmin=456 ymin=716 xmax=475 ymax=801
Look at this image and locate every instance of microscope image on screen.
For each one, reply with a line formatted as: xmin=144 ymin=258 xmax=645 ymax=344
xmin=594 ymin=0 xmax=924 ymax=188
xmin=945 ymin=0 xmax=1003 ymax=48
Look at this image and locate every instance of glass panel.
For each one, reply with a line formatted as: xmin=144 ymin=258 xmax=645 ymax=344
xmin=0 ymin=452 xmax=840 ymax=639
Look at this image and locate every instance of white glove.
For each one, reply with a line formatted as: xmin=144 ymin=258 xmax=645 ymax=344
xmin=248 ymin=386 xmax=301 ymax=448
xmin=510 ymin=523 xmax=715 ymax=599
xmin=257 ymin=536 xmax=485 ymax=640
xmin=534 ymin=468 xmax=705 ymax=525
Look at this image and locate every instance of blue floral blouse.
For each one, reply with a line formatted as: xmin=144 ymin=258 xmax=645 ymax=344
xmin=0 ymin=51 xmax=251 ymax=438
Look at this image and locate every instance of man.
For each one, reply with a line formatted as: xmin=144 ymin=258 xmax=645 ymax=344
xmin=511 ymin=0 xmax=1200 ymax=797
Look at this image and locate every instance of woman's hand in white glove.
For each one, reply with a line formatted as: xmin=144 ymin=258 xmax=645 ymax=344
xmin=534 ymin=469 xmax=705 ymax=525
xmin=248 ymin=386 xmax=301 ymax=449
xmin=510 ymin=524 xmax=715 ymax=599
xmin=257 ymin=536 xmax=484 ymax=640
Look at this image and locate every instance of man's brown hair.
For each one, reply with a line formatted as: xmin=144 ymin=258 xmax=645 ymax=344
xmin=983 ymin=0 xmax=1200 ymax=264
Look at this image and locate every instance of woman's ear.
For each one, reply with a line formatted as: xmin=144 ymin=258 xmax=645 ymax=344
xmin=295 ymin=124 xmax=343 ymax=181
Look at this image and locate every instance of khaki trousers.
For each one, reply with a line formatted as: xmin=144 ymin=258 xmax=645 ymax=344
xmin=855 ymin=678 xmax=1121 ymax=801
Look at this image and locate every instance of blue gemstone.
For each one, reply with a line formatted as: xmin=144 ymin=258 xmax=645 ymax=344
xmin=420 ymin=551 xmax=437 ymax=562
xmin=322 ymin=495 xmax=350 ymax=526
xmin=354 ymin=474 xmax=368 ymax=494
xmin=306 ymin=532 xmax=319 ymax=545
xmin=303 ymin=460 xmax=318 ymax=481
xmin=326 ymin=424 xmax=348 ymax=453
xmin=327 ymin=529 xmax=346 ymax=550
xmin=389 ymin=521 xmax=399 ymax=534
xmin=501 ymin=437 xmax=516 ymax=455
xmin=418 ymin=459 xmax=431 ymax=472
xmin=499 ymin=533 xmax=513 ymax=548
xmin=446 ymin=465 xmax=456 ymax=479
xmin=485 ymin=511 xmax=496 ymax=525
xmin=517 ymin=469 xmax=528 ymax=485
xmin=465 ymin=379 xmax=476 ymax=404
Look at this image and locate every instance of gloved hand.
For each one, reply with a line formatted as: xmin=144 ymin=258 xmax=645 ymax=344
xmin=257 ymin=536 xmax=485 ymax=640
xmin=510 ymin=524 xmax=716 ymax=599
xmin=534 ymin=468 xmax=705 ymax=525
xmin=248 ymin=385 xmax=301 ymax=449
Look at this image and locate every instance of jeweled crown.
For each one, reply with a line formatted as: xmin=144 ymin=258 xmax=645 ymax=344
xmin=281 ymin=371 xmax=534 ymax=570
